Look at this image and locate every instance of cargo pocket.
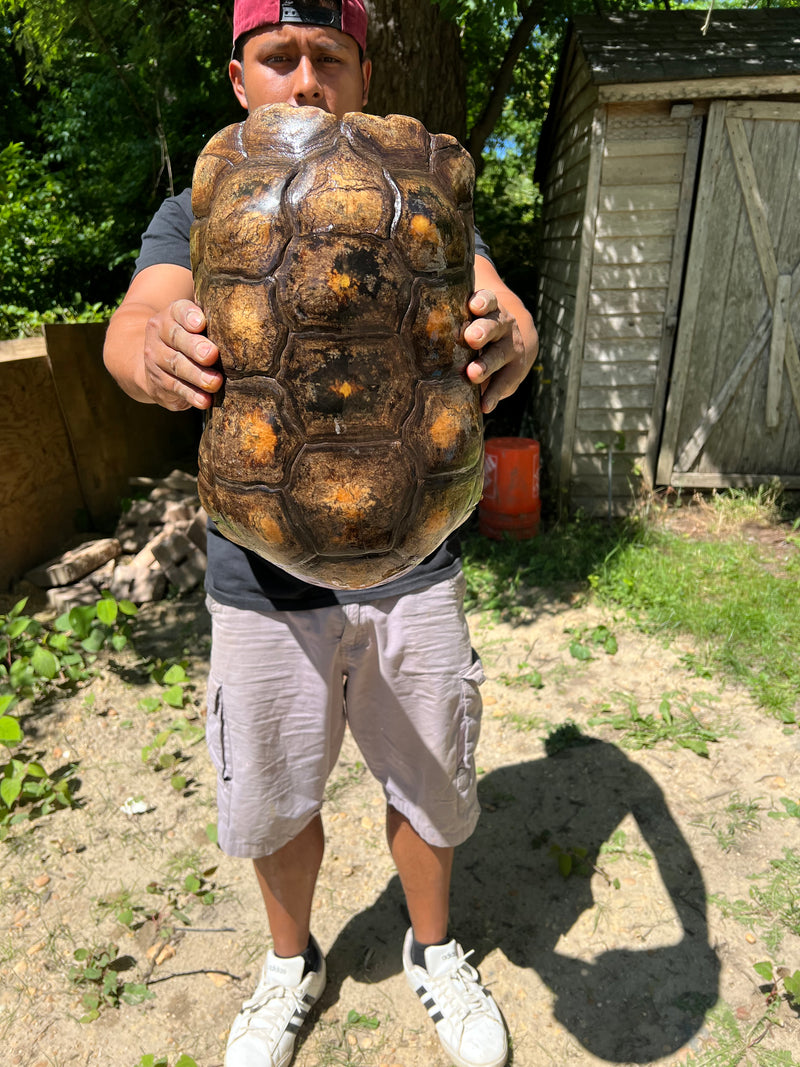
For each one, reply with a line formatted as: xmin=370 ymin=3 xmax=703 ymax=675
xmin=455 ymin=652 xmax=484 ymax=798
xmin=205 ymin=672 xmax=232 ymax=782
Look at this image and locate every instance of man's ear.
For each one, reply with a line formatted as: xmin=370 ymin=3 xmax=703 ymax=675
xmin=229 ymin=59 xmax=249 ymax=110
xmin=361 ymin=58 xmax=372 ymax=108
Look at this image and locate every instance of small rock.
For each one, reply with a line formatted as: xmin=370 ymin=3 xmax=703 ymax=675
xmin=33 ymin=874 xmax=50 ymax=889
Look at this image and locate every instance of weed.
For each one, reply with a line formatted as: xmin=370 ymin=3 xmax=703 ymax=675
xmin=506 ymin=711 xmax=547 ymax=732
xmin=588 ymin=690 xmax=723 ymax=757
xmin=679 ymin=999 xmax=794 ymax=1067
xmin=0 ymin=595 xmax=135 ymax=835
xmin=324 ymin=760 xmax=366 ymax=803
xmin=139 ymin=659 xmax=194 ymax=712
xmin=68 ymin=943 xmax=152 ymax=1022
xmin=566 ymin=623 xmax=618 ymax=660
xmin=753 ymin=961 xmax=800 ymax=1011
xmin=598 ymin=828 xmax=652 ymax=866
xmin=140 ymin=715 xmax=205 ymax=792
xmin=768 ymin=797 xmax=800 ymax=821
xmin=498 ymin=664 xmax=544 ymax=688
xmin=693 ymin=793 xmax=763 ymax=852
xmin=133 ymin=1057 xmax=198 ymax=1067
xmin=711 ymin=849 xmax=800 ymax=954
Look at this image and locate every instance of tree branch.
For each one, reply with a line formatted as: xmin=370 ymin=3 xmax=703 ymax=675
xmin=466 ymin=1 xmax=543 ymax=170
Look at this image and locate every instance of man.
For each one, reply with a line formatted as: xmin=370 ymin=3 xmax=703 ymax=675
xmin=104 ymin=3 xmax=538 ymax=1066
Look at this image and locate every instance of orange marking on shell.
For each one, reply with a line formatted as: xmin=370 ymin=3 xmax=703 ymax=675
xmin=410 ymin=214 xmax=436 ymax=241
xmin=428 ymin=408 xmax=460 ymax=450
xmin=425 ymin=305 xmax=455 ymax=342
xmin=257 ymin=513 xmax=284 ymax=544
xmin=240 ymin=412 xmax=278 ymax=459
xmin=328 ymin=270 xmax=355 ymax=299
xmin=330 ymin=380 xmax=356 ymax=399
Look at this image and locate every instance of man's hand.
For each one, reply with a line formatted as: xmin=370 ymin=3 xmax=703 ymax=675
xmin=104 ymin=264 xmax=224 ymax=411
xmin=142 ymin=300 xmax=223 ymax=411
xmin=463 ymin=257 xmax=539 ymax=415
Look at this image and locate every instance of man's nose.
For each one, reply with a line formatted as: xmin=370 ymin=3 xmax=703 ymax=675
xmin=292 ymin=56 xmax=323 ymax=103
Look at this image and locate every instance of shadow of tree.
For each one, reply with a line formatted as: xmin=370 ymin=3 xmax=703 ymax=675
xmin=322 ymin=736 xmax=719 ymax=1063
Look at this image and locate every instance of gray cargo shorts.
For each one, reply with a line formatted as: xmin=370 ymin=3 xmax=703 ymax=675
xmin=205 ymin=571 xmax=484 ymax=858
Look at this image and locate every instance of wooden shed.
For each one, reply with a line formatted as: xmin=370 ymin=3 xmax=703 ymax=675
xmin=534 ymin=9 xmax=800 ymax=514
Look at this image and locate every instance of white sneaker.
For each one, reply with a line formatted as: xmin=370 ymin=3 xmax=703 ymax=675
xmin=402 ymin=928 xmax=508 ymax=1067
xmin=225 ymin=937 xmax=326 ymax=1067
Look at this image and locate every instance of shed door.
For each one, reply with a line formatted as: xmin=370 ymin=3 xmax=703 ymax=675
xmin=657 ymin=100 xmax=800 ymax=489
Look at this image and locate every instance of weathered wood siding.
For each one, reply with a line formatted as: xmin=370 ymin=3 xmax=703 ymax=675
xmin=570 ymin=101 xmax=698 ymax=514
xmin=535 ymin=42 xmax=598 ymax=497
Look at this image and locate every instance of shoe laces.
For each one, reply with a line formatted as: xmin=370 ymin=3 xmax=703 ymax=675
xmin=240 ymin=979 xmax=307 ymax=1039
xmin=428 ymin=948 xmax=494 ymax=1022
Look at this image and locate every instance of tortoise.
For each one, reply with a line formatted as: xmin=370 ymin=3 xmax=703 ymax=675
xmin=190 ymin=102 xmax=484 ymax=590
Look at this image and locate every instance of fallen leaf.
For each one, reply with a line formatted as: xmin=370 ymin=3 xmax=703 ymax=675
xmin=155 ymin=944 xmax=176 ymax=966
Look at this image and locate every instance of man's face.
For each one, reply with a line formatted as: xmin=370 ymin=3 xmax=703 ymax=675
xmin=229 ymin=23 xmax=371 ymax=119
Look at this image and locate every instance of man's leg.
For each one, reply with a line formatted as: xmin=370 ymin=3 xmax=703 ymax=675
xmin=386 ymin=805 xmax=452 ymax=943
xmin=252 ymin=814 xmax=325 ymax=957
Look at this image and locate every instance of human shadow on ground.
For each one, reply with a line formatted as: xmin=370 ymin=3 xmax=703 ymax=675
xmin=322 ymin=733 xmax=720 ymax=1063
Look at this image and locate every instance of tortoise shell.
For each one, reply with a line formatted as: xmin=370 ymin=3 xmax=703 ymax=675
xmin=190 ymin=103 xmax=484 ymax=590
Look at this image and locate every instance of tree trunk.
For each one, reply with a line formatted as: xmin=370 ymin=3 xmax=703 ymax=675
xmin=364 ymin=0 xmax=467 ymax=143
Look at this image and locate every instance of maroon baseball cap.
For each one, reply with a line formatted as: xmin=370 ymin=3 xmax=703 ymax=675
xmin=233 ymin=1 xmax=368 ymax=52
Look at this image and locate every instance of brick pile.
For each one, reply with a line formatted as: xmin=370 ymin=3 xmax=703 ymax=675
xmin=26 ymin=470 xmax=207 ymax=611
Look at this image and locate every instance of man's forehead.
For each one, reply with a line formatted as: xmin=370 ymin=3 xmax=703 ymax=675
xmin=247 ymin=22 xmax=355 ymax=52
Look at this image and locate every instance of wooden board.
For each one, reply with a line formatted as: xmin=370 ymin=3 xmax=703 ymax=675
xmin=0 ymin=351 xmax=87 ymax=587
xmin=657 ymin=104 xmax=800 ymax=488
xmin=44 ymin=324 xmax=201 ymax=526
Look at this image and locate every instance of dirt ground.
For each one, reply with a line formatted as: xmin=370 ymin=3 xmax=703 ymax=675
xmin=1 ymin=514 xmax=799 ymax=1067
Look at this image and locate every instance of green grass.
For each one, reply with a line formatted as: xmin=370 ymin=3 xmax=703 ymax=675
xmin=590 ymin=530 xmax=800 ymax=721
xmin=463 ymin=492 xmax=800 ymax=721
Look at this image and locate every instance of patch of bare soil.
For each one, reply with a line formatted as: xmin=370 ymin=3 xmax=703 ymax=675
xmin=1 ymin=533 xmax=799 ymax=1067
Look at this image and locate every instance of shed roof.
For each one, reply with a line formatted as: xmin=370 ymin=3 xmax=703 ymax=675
xmin=574 ymin=9 xmax=800 ymax=85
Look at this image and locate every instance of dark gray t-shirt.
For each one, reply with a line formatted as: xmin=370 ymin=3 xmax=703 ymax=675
xmin=134 ymin=188 xmax=491 ymax=611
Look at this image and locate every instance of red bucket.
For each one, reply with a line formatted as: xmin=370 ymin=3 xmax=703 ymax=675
xmin=479 ymin=437 xmax=541 ymax=540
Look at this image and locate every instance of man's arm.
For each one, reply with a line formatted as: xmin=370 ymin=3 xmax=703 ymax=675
xmin=103 ymin=263 xmax=223 ymax=411
xmin=464 ymin=254 xmax=539 ymax=414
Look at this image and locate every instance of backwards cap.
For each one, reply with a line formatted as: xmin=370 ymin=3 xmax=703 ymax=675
xmin=233 ymin=1 xmax=368 ymax=52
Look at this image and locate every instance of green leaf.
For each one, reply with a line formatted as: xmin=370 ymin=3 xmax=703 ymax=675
xmin=138 ymin=696 xmax=161 ymax=714
xmin=81 ymin=629 xmax=106 ymax=653
xmin=110 ymin=633 xmax=128 ymax=652
xmin=603 ymin=634 xmax=618 ymax=655
xmin=184 ymin=874 xmax=201 ymax=893
xmin=557 ymin=852 xmax=572 ymax=878
xmin=8 ymin=598 xmax=28 ymax=618
xmin=0 ymin=694 xmax=18 ymax=716
xmin=784 ymin=970 xmax=800 ymax=1004
xmin=5 ymin=617 xmax=31 ymax=640
xmin=171 ymin=774 xmax=187 ymax=791
xmin=163 ymin=664 xmax=188 ymax=685
xmin=174 ymin=1056 xmax=199 ymax=1067
xmin=69 ymin=605 xmax=96 ymax=640
xmin=31 ymin=645 xmax=60 ymax=679
xmin=0 ymin=715 xmax=22 ymax=743
xmin=569 ymin=641 xmax=593 ymax=662
xmin=678 ymin=737 xmax=709 ymax=758
xmin=118 ymin=599 xmax=138 ymax=617
xmin=162 ymin=685 xmax=186 ymax=709
xmin=206 ymin=822 xmax=218 ymax=844
xmin=95 ymin=598 xmax=118 ymax=626
xmin=73 ymin=948 xmax=90 ymax=961
xmin=0 ymin=777 xmax=22 ymax=808
xmin=753 ymin=960 xmax=774 ymax=981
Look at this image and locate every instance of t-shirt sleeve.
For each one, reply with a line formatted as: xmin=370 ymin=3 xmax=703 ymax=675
xmin=474 ymin=226 xmax=494 ymax=267
xmin=132 ymin=188 xmax=194 ymax=279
